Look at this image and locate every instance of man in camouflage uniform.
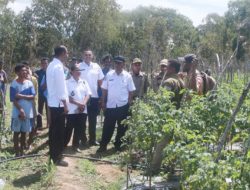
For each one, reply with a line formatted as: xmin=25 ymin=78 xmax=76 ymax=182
xmin=130 ymin=58 xmax=149 ymax=99
xmin=181 ymin=54 xmax=216 ymax=95
xmin=152 ymin=59 xmax=169 ymax=92
xmin=151 ymin=59 xmax=184 ymax=173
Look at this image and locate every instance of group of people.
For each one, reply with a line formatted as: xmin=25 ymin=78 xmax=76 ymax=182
xmin=8 ymin=44 xmax=216 ymax=167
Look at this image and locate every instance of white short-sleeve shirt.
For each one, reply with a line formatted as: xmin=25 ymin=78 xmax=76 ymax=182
xmin=79 ymin=62 xmax=104 ymax=98
xmin=101 ymin=70 xmax=136 ymax=108
xmin=66 ymin=77 xmax=91 ymax=114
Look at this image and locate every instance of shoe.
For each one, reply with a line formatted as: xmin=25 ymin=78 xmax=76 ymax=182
xmin=89 ymin=141 xmax=99 ymax=146
xmin=73 ymin=147 xmax=81 ymax=153
xmin=80 ymin=141 xmax=87 ymax=147
xmin=96 ymin=146 xmax=107 ymax=153
xmin=55 ymin=160 xmax=69 ymax=167
xmin=114 ymin=146 xmax=122 ymax=152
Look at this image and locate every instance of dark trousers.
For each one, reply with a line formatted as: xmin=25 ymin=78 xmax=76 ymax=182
xmin=49 ymin=107 xmax=65 ymax=162
xmin=87 ymin=98 xmax=99 ymax=143
xmin=37 ymin=94 xmax=47 ymax=128
xmin=64 ymin=113 xmax=87 ymax=148
xmin=100 ymin=104 xmax=129 ymax=148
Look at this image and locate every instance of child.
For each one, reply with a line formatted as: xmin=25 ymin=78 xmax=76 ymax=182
xmin=10 ymin=64 xmax=35 ymax=156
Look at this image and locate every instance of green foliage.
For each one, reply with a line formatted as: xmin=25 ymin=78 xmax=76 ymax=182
xmin=125 ymin=79 xmax=250 ymax=189
xmin=1 ymin=0 xmax=249 ymax=75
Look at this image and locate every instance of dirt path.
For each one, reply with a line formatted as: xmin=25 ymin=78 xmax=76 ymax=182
xmin=30 ymin=123 xmax=125 ymax=190
xmin=50 ymin=156 xmax=88 ymax=190
xmin=48 ymin=144 xmax=124 ymax=190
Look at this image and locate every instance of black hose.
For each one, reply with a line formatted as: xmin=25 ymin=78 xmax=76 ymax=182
xmin=0 ymin=153 xmax=118 ymax=165
xmin=0 ymin=153 xmax=46 ymax=164
xmin=62 ymin=154 xmax=118 ymax=165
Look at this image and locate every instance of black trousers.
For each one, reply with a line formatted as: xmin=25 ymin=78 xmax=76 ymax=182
xmin=64 ymin=113 xmax=87 ymax=148
xmin=100 ymin=104 xmax=129 ymax=148
xmin=37 ymin=94 xmax=47 ymax=128
xmin=49 ymin=107 xmax=65 ymax=162
xmin=87 ymin=98 xmax=99 ymax=143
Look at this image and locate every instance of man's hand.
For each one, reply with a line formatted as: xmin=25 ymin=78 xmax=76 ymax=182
xmin=101 ymin=101 xmax=106 ymax=111
xmin=78 ymin=104 xmax=85 ymax=113
xmin=63 ymin=105 xmax=69 ymax=114
xmin=19 ymin=108 xmax=26 ymax=120
xmin=178 ymin=72 xmax=187 ymax=79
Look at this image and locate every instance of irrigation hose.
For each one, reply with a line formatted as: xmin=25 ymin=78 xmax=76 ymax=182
xmin=0 ymin=153 xmax=118 ymax=165
xmin=0 ymin=153 xmax=46 ymax=164
xmin=62 ymin=154 xmax=118 ymax=165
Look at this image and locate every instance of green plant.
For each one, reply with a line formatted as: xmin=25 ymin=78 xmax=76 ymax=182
xmin=124 ymin=79 xmax=250 ymax=189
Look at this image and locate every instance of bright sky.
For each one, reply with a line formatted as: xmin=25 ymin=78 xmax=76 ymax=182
xmin=8 ymin=0 xmax=231 ymax=26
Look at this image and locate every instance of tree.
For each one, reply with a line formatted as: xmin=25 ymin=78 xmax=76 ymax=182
xmin=31 ymin=0 xmax=120 ymax=58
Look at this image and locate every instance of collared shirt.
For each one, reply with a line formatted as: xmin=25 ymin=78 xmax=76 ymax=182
xmin=101 ymin=70 xmax=136 ymax=108
xmin=46 ymin=58 xmax=68 ymax=107
xmin=66 ymin=77 xmax=91 ymax=114
xmin=10 ymin=79 xmax=36 ymax=118
xmin=98 ymin=68 xmax=113 ymax=97
xmin=131 ymin=71 xmax=149 ymax=98
xmin=79 ymin=61 xmax=104 ymax=98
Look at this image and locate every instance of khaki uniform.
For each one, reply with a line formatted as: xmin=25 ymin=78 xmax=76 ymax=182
xmin=131 ymin=71 xmax=149 ymax=99
xmin=152 ymin=71 xmax=168 ymax=92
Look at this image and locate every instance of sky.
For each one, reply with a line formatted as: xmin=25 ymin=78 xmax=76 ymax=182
xmin=7 ymin=0 xmax=231 ymax=26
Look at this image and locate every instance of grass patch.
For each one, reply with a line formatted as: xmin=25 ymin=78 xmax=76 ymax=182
xmin=79 ymin=159 xmax=96 ymax=175
xmin=0 ymin=157 xmax=56 ymax=190
xmin=106 ymin=176 xmax=126 ymax=190
xmin=77 ymin=159 xmax=125 ymax=190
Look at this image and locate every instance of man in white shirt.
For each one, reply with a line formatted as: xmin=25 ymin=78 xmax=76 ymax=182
xmin=46 ymin=45 xmax=69 ymax=166
xmin=64 ymin=65 xmax=91 ymax=152
xmin=79 ymin=49 xmax=104 ymax=146
xmin=97 ymin=56 xmax=135 ymax=152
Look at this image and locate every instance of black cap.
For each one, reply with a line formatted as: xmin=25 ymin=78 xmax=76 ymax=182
xmin=70 ymin=65 xmax=82 ymax=71
xmin=114 ymin=56 xmax=125 ymax=63
xmin=41 ymin=57 xmax=49 ymax=61
xmin=102 ymin=54 xmax=112 ymax=61
xmin=184 ymin=54 xmax=197 ymax=63
xmin=21 ymin=61 xmax=29 ymax=65
xmin=71 ymin=57 xmax=77 ymax=61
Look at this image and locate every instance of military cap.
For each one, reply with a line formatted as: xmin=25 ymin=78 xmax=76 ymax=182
xmin=132 ymin=58 xmax=142 ymax=64
xmin=159 ymin=59 xmax=168 ymax=66
xmin=114 ymin=56 xmax=125 ymax=63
